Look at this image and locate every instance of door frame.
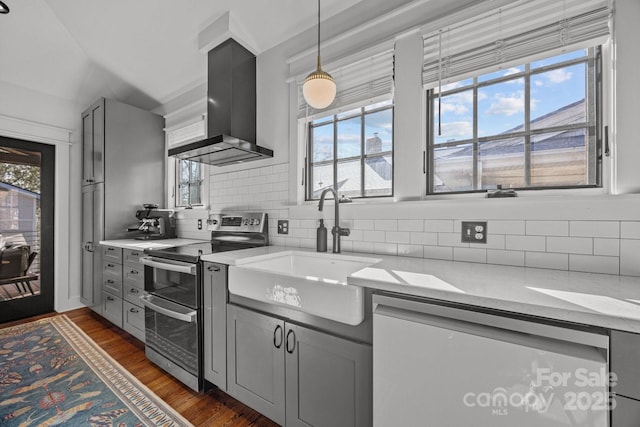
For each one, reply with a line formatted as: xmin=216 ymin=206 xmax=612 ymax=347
xmin=0 ymin=135 xmax=55 ymax=322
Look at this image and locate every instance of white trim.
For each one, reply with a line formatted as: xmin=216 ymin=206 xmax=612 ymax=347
xmin=0 ymin=114 xmax=72 ymax=145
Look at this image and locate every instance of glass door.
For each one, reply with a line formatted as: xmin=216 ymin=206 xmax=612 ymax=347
xmin=0 ymin=135 xmax=54 ymax=323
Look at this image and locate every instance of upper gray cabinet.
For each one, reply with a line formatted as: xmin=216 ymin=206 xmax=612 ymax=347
xmin=81 ymin=98 xmax=105 ymax=186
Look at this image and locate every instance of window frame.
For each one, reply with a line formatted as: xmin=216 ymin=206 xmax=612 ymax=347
xmin=426 ymin=46 xmax=603 ymax=195
xmin=175 ymin=159 xmax=204 ymax=207
xmin=305 ymin=101 xmax=395 ymax=201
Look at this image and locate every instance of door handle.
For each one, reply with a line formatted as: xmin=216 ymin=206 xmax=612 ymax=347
xmin=273 ymin=325 xmax=283 ymax=349
xmin=285 ymin=329 xmax=296 ymax=354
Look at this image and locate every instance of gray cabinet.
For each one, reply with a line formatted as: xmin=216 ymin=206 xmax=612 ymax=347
xmin=122 ymin=248 xmax=146 ymax=341
xmin=100 ymin=245 xmax=123 ymax=327
xmin=80 ymin=97 xmax=164 ymax=314
xmin=227 ymin=304 xmax=372 ymax=427
xmin=611 ymin=330 xmax=640 ymax=426
xmin=203 ymin=262 xmax=228 ymax=390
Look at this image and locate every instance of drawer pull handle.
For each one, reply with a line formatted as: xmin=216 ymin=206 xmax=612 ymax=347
xmin=107 ymin=247 xmax=114 ymax=251
xmin=131 ymin=252 xmax=139 ymax=256
xmin=130 ymin=288 xmax=139 ymax=294
xmin=107 ymin=280 xmax=114 ymax=284
xmin=130 ymin=270 xmax=138 ymax=275
xmin=207 ymin=266 xmax=221 ymax=272
xmin=106 ymin=296 xmax=114 ymax=301
xmin=130 ymin=308 xmax=139 ymax=313
xmin=107 ymin=264 xmax=114 ymax=268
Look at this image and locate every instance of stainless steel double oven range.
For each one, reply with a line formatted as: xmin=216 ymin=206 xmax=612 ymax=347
xmin=139 ymin=212 xmax=268 ymax=391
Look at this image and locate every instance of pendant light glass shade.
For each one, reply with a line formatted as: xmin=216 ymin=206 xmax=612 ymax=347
xmin=0 ymin=1 xmax=9 ymax=14
xmin=303 ymin=0 xmax=336 ymax=109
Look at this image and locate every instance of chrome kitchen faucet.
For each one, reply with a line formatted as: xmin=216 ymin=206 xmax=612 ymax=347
xmin=318 ymin=188 xmax=351 ymax=254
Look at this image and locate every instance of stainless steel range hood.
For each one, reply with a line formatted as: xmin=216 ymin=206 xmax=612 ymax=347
xmin=168 ymin=39 xmax=273 ymax=166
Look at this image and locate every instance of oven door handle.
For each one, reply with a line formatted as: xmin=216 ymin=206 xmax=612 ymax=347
xmin=140 ymin=256 xmax=197 ymax=275
xmin=140 ymin=294 xmax=197 ymax=323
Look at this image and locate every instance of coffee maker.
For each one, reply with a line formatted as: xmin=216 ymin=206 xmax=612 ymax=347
xmin=128 ymin=204 xmax=177 ymax=240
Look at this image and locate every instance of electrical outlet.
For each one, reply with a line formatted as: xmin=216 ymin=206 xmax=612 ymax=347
xmin=461 ymin=221 xmax=487 ymax=243
xmin=197 ymin=219 xmax=202 ymax=230
xmin=277 ymin=220 xmax=289 ymax=235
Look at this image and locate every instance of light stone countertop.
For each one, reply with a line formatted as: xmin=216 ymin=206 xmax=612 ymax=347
xmin=202 ymin=245 xmax=640 ymax=334
xmin=99 ymin=238 xmax=208 ymax=250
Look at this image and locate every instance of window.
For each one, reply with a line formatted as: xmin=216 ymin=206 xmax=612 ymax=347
xmin=166 ymin=119 xmax=206 ymax=207
xmin=428 ymin=47 xmax=601 ymax=194
xmin=176 ymin=159 xmax=202 ymax=206
xmin=307 ymin=100 xmax=393 ymax=200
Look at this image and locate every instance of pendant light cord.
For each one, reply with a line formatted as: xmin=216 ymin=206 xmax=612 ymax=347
xmin=317 ymin=0 xmax=321 ymax=69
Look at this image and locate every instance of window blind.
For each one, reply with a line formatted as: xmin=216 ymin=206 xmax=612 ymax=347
xmin=297 ymin=48 xmax=394 ymax=118
xmin=422 ymin=0 xmax=611 ymax=89
xmin=166 ymin=118 xmax=206 ymax=148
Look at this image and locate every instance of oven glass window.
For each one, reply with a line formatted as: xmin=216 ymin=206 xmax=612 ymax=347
xmin=145 ymin=309 xmax=198 ymax=375
xmin=145 ymin=266 xmax=197 ymax=308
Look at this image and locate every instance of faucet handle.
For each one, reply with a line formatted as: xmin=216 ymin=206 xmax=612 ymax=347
xmin=338 ymin=227 xmax=350 ymax=237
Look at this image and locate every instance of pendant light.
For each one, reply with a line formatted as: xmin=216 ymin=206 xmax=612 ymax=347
xmin=0 ymin=1 xmax=9 ymax=14
xmin=302 ymin=0 xmax=336 ymax=109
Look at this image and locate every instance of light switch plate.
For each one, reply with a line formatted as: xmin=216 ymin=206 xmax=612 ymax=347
xmin=277 ymin=220 xmax=289 ymax=235
xmin=461 ymin=221 xmax=487 ymax=243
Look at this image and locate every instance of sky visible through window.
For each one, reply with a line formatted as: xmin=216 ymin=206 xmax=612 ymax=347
xmin=434 ymin=50 xmax=587 ymax=143
xmin=312 ymin=101 xmax=393 ymax=162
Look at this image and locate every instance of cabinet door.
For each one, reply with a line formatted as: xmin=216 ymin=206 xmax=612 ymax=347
xmin=102 ymin=291 xmax=122 ymax=327
xmin=285 ymin=323 xmax=373 ymax=427
xmin=81 ymin=184 xmax=103 ymax=311
xmin=203 ymin=263 xmax=228 ymax=390
xmin=227 ymin=304 xmax=285 ymax=425
xmin=81 ymin=99 xmax=104 ymax=184
xmin=123 ymin=301 xmax=145 ymax=342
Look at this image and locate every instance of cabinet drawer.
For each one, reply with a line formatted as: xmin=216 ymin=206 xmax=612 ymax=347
xmin=611 ymin=330 xmax=640 ymax=400
xmin=123 ymin=249 xmax=144 ymax=268
xmin=103 ymin=261 xmax=122 ymax=281
xmin=102 ymin=291 xmax=122 ymax=327
xmin=102 ymin=277 xmax=123 ymax=298
xmin=124 ymin=266 xmax=144 ymax=287
xmin=123 ymin=301 xmax=145 ymax=342
xmin=124 ymin=285 xmax=145 ymax=305
xmin=102 ymin=246 xmax=123 ymax=263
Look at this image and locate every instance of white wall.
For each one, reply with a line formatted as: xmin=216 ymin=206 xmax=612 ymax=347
xmin=186 ymin=0 xmax=640 ymax=278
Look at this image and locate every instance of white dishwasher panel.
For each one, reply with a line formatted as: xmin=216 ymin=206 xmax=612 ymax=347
xmin=373 ymin=296 xmax=609 ymax=427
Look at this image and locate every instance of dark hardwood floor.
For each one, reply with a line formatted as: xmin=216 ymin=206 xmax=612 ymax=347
xmin=0 ymin=308 xmax=280 ymax=427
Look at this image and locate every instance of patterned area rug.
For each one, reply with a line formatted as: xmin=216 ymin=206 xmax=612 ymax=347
xmin=0 ymin=315 xmax=193 ymax=426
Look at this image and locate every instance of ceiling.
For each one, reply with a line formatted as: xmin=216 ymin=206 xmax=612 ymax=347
xmin=0 ymin=0 xmax=363 ymax=112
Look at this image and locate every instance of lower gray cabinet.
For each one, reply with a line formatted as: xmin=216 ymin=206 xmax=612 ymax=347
xmin=227 ymin=304 xmax=372 ymax=427
xmin=203 ymin=262 xmax=228 ymax=390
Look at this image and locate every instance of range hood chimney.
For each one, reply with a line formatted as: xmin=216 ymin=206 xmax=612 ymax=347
xmin=168 ymin=39 xmax=273 ymax=166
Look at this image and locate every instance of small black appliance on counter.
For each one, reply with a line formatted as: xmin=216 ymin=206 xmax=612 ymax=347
xmin=127 ymin=204 xmax=177 ymax=240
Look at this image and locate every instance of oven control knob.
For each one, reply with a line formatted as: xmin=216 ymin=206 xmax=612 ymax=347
xmin=243 ymin=219 xmax=249 ymax=225
xmin=254 ymin=218 xmax=260 ymax=226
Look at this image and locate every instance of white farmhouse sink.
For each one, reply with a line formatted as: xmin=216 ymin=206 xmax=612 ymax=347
xmin=228 ymin=251 xmax=381 ymax=325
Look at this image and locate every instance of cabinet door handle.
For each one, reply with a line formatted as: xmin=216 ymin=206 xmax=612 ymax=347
xmin=207 ymin=265 xmax=221 ymax=272
xmin=131 ymin=251 xmax=139 ymax=256
xmin=107 ymin=263 xmax=114 ymax=268
xmin=130 ymin=270 xmax=138 ymax=275
xmin=130 ymin=288 xmax=139 ymax=294
xmin=130 ymin=308 xmax=139 ymax=313
xmin=285 ymin=329 xmax=296 ymax=354
xmin=106 ymin=296 xmax=114 ymax=301
xmin=273 ymin=325 xmax=283 ymax=349
xmin=107 ymin=280 xmax=114 ymax=284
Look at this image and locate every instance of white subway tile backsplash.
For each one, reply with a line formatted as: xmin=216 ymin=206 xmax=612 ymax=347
xmin=354 ymin=219 xmax=374 ymax=230
xmin=423 ymin=245 xmax=453 ymax=261
xmin=620 ymin=239 xmax=640 ymax=276
xmin=344 ymin=229 xmax=363 ymax=241
xmin=593 ymin=238 xmax=620 ymax=257
xmin=374 ymin=242 xmax=397 ymax=256
xmin=375 ymin=219 xmax=398 ymax=231
xmin=546 ymin=237 xmax=593 ymax=255
xmin=621 ymin=222 xmax=640 ymax=239
xmin=397 ymin=244 xmax=424 ymax=258
xmin=425 ymin=219 xmax=454 ymax=233
xmin=569 ymin=255 xmax=619 ymax=275
xmin=526 ymin=221 xmax=569 ymax=236
xmin=410 ymin=232 xmax=438 ymax=246
xmin=454 ymin=247 xmax=487 ymax=264
xmin=363 ymin=230 xmax=386 ymax=242
xmin=352 ymin=241 xmax=375 ymax=254
xmin=525 ymin=252 xmax=569 ymax=270
xmin=487 ymin=250 xmax=525 ymax=267
xmin=491 ymin=220 xmax=525 ymax=235
xmin=398 ymin=219 xmax=424 ymax=232
xmin=506 ymin=235 xmax=546 ymax=252
xmin=471 ymin=234 xmax=505 ymax=250
xmin=385 ymin=231 xmax=411 ymax=244
xmin=571 ymin=221 xmax=619 ymax=238
xmin=438 ymin=232 xmax=469 ymax=248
